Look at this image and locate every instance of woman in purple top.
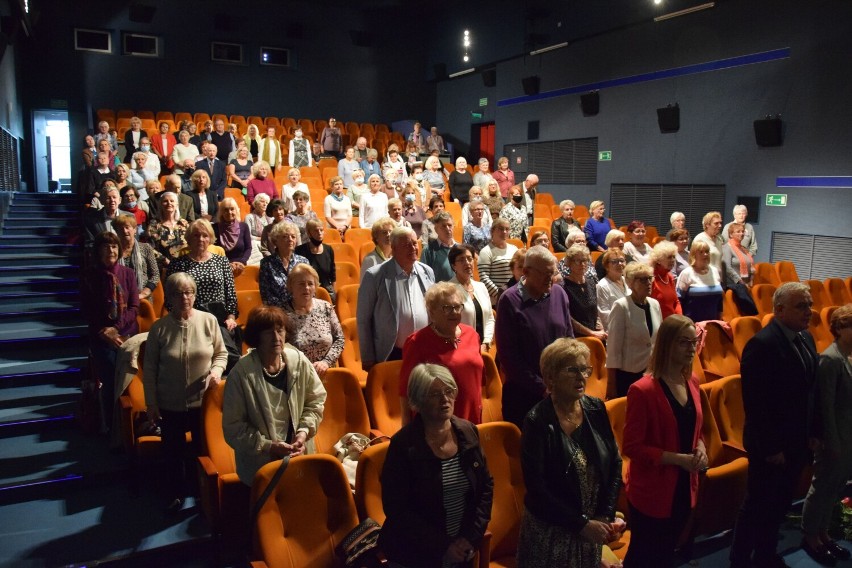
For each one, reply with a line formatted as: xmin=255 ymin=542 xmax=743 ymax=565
xmin=81 ymin=231 xmax=140 ymax=430
xmin=246 ymin=160 xmax=277 ymax=203
xmin=213 ymin=198 xmax=252 ymax=276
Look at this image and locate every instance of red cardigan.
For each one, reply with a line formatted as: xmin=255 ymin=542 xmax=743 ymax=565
xmin=652 ymin=264 xmax=682 ymax=319
xmin=622 ymin=373 xmax=703 ymax=518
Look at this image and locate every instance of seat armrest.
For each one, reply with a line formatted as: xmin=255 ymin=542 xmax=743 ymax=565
xmin=119 ymin=395 xmax=135 ymax=456
xmin=477 ymin=531 xmax=492 ymax=568
xmin=702 ymin=369 xmax=724 ymax=383
xmin=369 ymin=429 xmax=385 ymax=439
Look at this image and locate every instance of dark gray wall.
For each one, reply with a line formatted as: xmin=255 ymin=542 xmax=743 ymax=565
xmin=435 ymin=0 xmax=852 ymax=262
xmin=0 ymin=43 xmax=23 ymax=138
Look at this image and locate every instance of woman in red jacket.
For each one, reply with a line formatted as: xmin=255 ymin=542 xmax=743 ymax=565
xmin=622 ymin=314 xmax=708 ymax=567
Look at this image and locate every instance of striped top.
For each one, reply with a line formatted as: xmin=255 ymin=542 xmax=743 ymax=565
xmin=441 ymin=452 xmax=470 ymax=566
xmin=478 ymin=242 xmax=518 ymax=303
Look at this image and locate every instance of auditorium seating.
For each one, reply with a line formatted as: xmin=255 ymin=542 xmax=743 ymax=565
xmin=313 ymin=368 xmax=371 ymax=454
xmin=750 ymin=284 xmax=776 ymax=318
xmin=353 ymin=440 xmax=389 ymax=523
xmin=481 ymin=353 xmax=503 ymax=423
xmin=338 ymin=318 xmax=367 ymax=387
xmin=577 ymin=336 xmax=608 ymax=399
xmin=364 ymin=360 xmax=403 ymax=437
xmin=730 ymin=316 xmax=762 ymax=360
xmin=824 ymin=277 xmax=852 ymax=306
xmin=805 ymin=279 xmax=833 ymax=313
xmin=753 ymin=262 xmax=781 ymax=286
xmin=775 ymin=260 xmax=799 ymax=283
xmin=697 ymin=320 xmax=740 ymax=381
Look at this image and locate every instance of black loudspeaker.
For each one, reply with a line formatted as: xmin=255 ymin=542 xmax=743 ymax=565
xmin=482 ymin=68 xmax=496 ymax=87
xmin=753 ymin=117 xmax=783 ymax=147
xmin=657 ymin=104 xmax=680 ymax=133
xmin=129 ymin=3 xmax=156 ymax=23
xmin=522 ymin=76 xmax=540 ymax=96
xmin=433 ymin=63 xmax=448 ymax=81
xmin=580 ymin=92 xmax=599 ymax=116
xmin=528 ymin=120 xmax=540 ymax=140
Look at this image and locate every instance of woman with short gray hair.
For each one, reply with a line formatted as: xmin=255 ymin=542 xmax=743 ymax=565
xmin=722 ymin=204 xmax=757 ymax=255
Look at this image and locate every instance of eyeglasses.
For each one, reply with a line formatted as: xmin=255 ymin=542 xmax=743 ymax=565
xmin=565 ymin=366 xmax=593 ymax=378
xmin=427 ymin=387 xmax=457 ymax=400
xmin=571 ymin=259 xmax=590 ymax=265
xmin=440 ymin=304 xmax=464 ymax=315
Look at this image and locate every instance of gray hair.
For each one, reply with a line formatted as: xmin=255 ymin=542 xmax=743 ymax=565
xmin=407 ymin=363 xmax=458 ymax=411
xmin=269 ymin=220 xmax=300 ymax=242
xmin=164 ymin=272 xmax=196 ymax=300
xmin=431 ymin=211 xmax=453 ymax=226
xmin=390 ymin=226 xmax=416 ymax=246
xmin=649 ymin=240 xmax=678 ymax=266
xmin=158 ymin=191 xmax=181 ymax=222
xmin=733 ymin=204 xmax=748 ymax=215
xmin=773 ymin=281 xmax=810 ymax=308
xmin=604 ymin=229 xmax=625 ymax=247
xmin=670 ymin=211 xmax=685 ymax=225
xmin=565 ymin=243 xmax=590 ymax=264
xmin=559 ymin=199 xmax=575 ymax=209
xmin=523 ymin=245 xmax=556 ymax=268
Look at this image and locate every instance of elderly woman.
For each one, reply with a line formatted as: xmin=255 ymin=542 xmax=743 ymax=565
xmin=483 ymin=178 xmax=505 ymax=220
xmin=281 ymin=167 xmax=311 ymax=212
xmin=245 ymin=193 xmax=271 ymax=245
xmin=676 ymin=240 xmax=723 ymax=323
xmin=557 ymin=230 xmax=597 ymax=283
xmin=81 ymin=232 xmax=140 ymax=430
xmin=382 ymin=168 xmax=400 ymax=199
xmin=622 ymin=220 xmax=651 ymax=264
xmin=561 ymin=244 xmax=607 ymax=342
xmin=129 ymin=152 xmax=157 ymax=189
xmin=400 ymin=282 xmax=486 ymax=425
xmin=517 ymin=338 xmax=622 ymax=567
xmin=422 ymin=155 xmax=446 ymax=198
xmin=246 ymin=160 xmax=276 ymax=202
xmin=584 ymin=201 xmax=610 ymax=253
xmin=347 ymin=169 xmax=369 ymax=216
xmin=500 ymin=185 xmax=529 ymax=243
xmin=606 ymin=262 xmax=662 ymax=399
xmin=463 ymin=198 xmax=491 ymax=253
xmin=144 ymin=272 xmax=228 ymax=512
xmin=384 ymin=144 xmax=408 ymax=188
xmin=722 ymin=222 xmax=756 ymax=290
xmin=722 ymin=204 xmax=757 ymax=255
xmin=667 ymin=228 xmax=691 ymax=277
xmin=188 ymin=169 xmax=218 ymax=222
xmin=380 ymin=363 xmax=493 ymax=567
xmin=692 ymin=211 xmax=724 ymax=275
xmin=147 ymin=191 xmax=189 ymax=267
xmin=119 ymin=186 xmax=147 ymax=232
xmin=478 ymin=218 xmax=518 ymax=304
xmin=529 ymin=231 xmax=550 ymax=249
xmin=801 ymin=304 xmax=852 ymax=563
xmin=401 ymin=182 xmax=427 ymax=237
xmin=596 ymin=248 xmax=629 ymax=333
xmin=114 ymin=215 xmax=159 ymax=301
xmin=506 ymin=248 xmax=526 ymax=289
xmin=98 ymin=138 xmax=119 ymax=170
xmin=228 ymin=145 xmax=254 ymax=190
xmin=667 ymin=211 xmax=686 ymax=239
xmin=243 ymin=123 xmax=262 ymax=159
xmin=324 ymin=176 xmax=353 ymax=239
xmin=420 ymin=196 xmax=445 ymax=244
xmin=649 ymin=240 xmax=682 ymax=319
xmin=449 ymin=157 xmax=474 ymax=204
xmin=360 ymin=217 xmax=396 ymax=278
xmin=213 ymin=197 xmax=252 ymax=275
xmin=622 ymin=315 xmax=707 ymax=566
xmin=259 ymin=221 xmax=309 ymax=308
xmin=123 ymin=116 xmax=147 ymax=163
xmin=594 ymin=230 xmax=627 ymax=280
xmin=222 ymin=305 xmax=327 ymax=485
xmin=361 ymin=147 xmax=383 ymax=180
xmin=289 ymin=189 xmax=319 ymax=245
xmin=283 ymin=264 xmax=344 ymax=376
xmin=551 ymin=199 xmax=580 ymax=252
xmin=359 ymin=172 xmax=390 ymax=229
xmin=449 ymin=244 xmax=494 ymax=353
xmin=294 ymin=219 xmax=336 ymax=301
xmin=472 ymin=158 xmax=493 ymax=189
xmin=171 ymin=129 xmax=199 ymax=184
xmin=114 ymin=163 xmax=134 ymax=195
xmin=492 ymin=156 xmax=515 ymax=200
xmin=388 ymin=197 xmax=411 ymax=230
xmin=337 ymin=146 xmax=360 ymax=188
xmin=461 ymin=186 xmax=492 ymax=225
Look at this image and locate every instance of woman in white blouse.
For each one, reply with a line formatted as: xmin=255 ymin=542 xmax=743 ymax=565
xmin=596 ymin=247 xmax=630 ymax=332
xmin=448 ymin=244 xmax=494 ymax=353
xmin=622 ymin=220 xmax=651 ymax=264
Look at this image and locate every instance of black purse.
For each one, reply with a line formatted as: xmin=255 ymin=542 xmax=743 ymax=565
xmin=337 ymin=518 xmax=386 ymax=567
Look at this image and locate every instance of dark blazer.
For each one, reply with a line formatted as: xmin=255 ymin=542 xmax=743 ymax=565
xmin=522 ymin=395 xmax=622 ymax=531
xmin=622 ymin=374 xmax=704 ymax=518
xmin=84 ymin=167 xmax=116 ymax=200
xmin=741 ymin=318 xmax=817 ymax=461
xmin=187 ymin=189 xmax=218 ymax=220
xmin=82 ymin=208 xmax=133 ymax=249
xmin=195 ymin=158 xmax=228 ymax=201
xmin=122 ymin=129 xmax=148 ymax=163
xmin=379 ymin=415 xmax=493 ymax=568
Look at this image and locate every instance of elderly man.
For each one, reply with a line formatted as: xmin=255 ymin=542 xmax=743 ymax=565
xmin=83 ymin=186 xmax=132 ymax=251
xmin=357 ymin=227 xmax=436 ymax=370
xmin=510 ymin=173 xmax=539 ymax=225
xmin=495 ymin=246 xmax=573 ymax=428
xmin=426 ymin=126 xmax=445 ymax=154
xmin=730 ymin=282 xmax=818 ymax=568
xmin=194 ymin=142 xmax=228 ymax=200
xmin=420 ymin=212 xmax=457 ymax=283
xmin=352 ymin=137 xmax=373 ymax=161
xmin=210 ymin=119 xmax=234 ymax=160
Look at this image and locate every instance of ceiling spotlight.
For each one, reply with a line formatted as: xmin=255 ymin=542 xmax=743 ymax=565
xmin=463 ymin=54 xmax=469 ymax=62
xmin=464 ymin=30 xmax=469 ymax=36
xmin=464 ymin=38 xmax=470 ymax=47
xmin=654 ymin=0 xmax=662 ymax=4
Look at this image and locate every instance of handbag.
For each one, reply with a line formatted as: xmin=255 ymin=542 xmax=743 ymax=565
xmin=337 ymin=517 xmax=386 ymax=568
xmin=333 ymin=433 xmax=389 ymax=488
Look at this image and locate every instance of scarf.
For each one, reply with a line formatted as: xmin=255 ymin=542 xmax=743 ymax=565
xmin=121 ymin=241 xmax=147 ymax=292
xmin=219 ymin=220 xmax=241 ymax=250
xmin=728 ymin=239 xmax=753 ymax=278
xmin=103 ymin=263 xmax=127 ymax=322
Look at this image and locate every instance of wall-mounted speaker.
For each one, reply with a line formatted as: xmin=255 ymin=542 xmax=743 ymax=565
xmin=522 ymin=76 xmax=540 ymax=96
xmin=753 ymin=117 xmax=783 ymax=147
xmin=129 ymin=3 xmax=156 ymax=23
xmin=580 ymin=92 xmax=599 ymax=116
xmin=433 ymin=63 xmax=448 ymax=81
xmin=657 ymin=104 xmax=680 ymax=133
xmin=482 ymin=68 xmax=496 ymax=88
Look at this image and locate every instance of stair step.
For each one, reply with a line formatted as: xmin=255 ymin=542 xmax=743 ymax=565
xmin=0 ymin=290 xmax=80 ymax=308
xmin=13 ymin=193 xmax=79 ymax=202
xmin=0 ymin=243 xmax=80 ymax=253
xmin=8 ymin=205 xmax=79 ymax=214
xmin=0 ymin=322 xmax=87 ymax=342
xmin=2 ymin=218 xmax=78 ymax=229
xmin=0 ymin=226 xmax=76 ymax=237
xmin=0 ymin=235 xmax=70 ymax=245
xmin=0 ymin=368 xmax=83 ymax=389
xmin=0 ymin=264 xmax=79 ymax=279
xmin=0 ymin=345 xmax=87 ymax=377
xmin=0 ymin=253 xmax=80 ymax=267
xmin=0 ymin=277 xmax=79 ymax=294
xmin=0 ymin=383 xmax=80 ymax=429
xmin=0 ymin=308 xmax=82 ymax=326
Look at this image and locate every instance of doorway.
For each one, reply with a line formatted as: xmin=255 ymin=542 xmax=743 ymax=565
xmin=469 ymin=122 xmax=495 ymax=165
xmin=32 ymin=110 xmax=71 ymax=193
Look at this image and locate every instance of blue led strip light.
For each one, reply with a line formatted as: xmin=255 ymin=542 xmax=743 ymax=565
xmin=776 ymin=177 xmax=852 ymax=189
xmin=497 ymin=47 xmax=791 ymax=107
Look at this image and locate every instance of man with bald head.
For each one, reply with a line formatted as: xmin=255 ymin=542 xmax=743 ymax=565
xmin=511 ymin=173 xmax=539 ymax=225
xmin=352 ymin=137 xmax=373 ymax=161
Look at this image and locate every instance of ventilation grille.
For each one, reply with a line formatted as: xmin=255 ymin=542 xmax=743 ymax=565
xmin=0 ymin=127 xmax=20 ymax=191
xmin=503 ymin=137 xmax=598 ymax=185
xmin=771 ymin=232 xmax=852 ymax=280
xmin=610 ymin=183 xmax=726 ymax=238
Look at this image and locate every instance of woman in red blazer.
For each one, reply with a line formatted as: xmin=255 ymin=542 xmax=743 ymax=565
xmin=622 ymin=314 xmax=708 ymax=567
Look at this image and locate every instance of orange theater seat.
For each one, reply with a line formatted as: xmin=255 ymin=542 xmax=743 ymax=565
xmin=577 ymin=336 xmax=608 ymax=399
xmin=313 ymin=368 xmax=371 ymax=455
xmin=697 ymin=320 xmax=740 ymax=382
xmin=730 ymin=316 xmax=762 ymax=360
xmin=364 ymin=360 xmax=403 ymax=437
xmin=328 ymin=242 xmax=358 ymax=266
xmin=703 ymin=374 xmax=745 ymax=452
xmin=750 ymin=284 xmax=776 ymax=319
xmin=334 ymin=284 xmax=359 ymax=323
xmin=338 ymin=317 xmax=367 ymax=388
xmin=824 ymin=278 xmax=852 ymax=307
xmin=234 ymin=264 xmax=260 ymax=290
xmin=353 ymin=440 xmax=390 ymax=523
xmin=753 ymin=263 xmax=781 ymax=286
xmin=805 ymin=279 xmax=833 ymax=313
xmin=481 ymin=353 xmax=503 ymax=423
xmin=775 ymin=260 xmax=800 ymax=283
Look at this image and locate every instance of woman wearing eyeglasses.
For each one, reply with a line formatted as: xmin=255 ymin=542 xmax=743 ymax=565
xmin=517 ymin=337 xmax=623 ymax=567
xmin=605 ymin=263 xmax=662 ymax=399
xmin=622 ymin=315 xmax=708 ymax=567
xmin=399 ymin=282 xmax=486 ymax=425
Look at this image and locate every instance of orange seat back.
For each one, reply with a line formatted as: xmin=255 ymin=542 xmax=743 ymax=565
xmin=750 ymin=284 xmax=777 ymax=318
xmin=338 ymin=318 xmax=368 ymax=388
xmin=201 ymin=380 xmax=235 ymax=473
xmin=730 ymin=316 xmax=762 ymax=360
xmin=775 ymin=260 xmax=799 ymax=283
xmin=329 ymin=242 xmax=358 ymax=265
xmin=343 ymin=228 xmax=373 ymax=251
xmin=577 ymin=336 xmax=608 ymax=399
xmin=354 ymin=440 xmax=390 ymax=523
xmin=805 ymin=279 xmax=833 ymax=312
xmin=698 ymin=321 xmax=740 ymax=380
xmin=235 ymin=289 xmax=262 ymax=327
xmin=335 ymin=261 xmax=360 ymax=288
xmin=753 ymin=262 xmax=781 ymax=286
xmin=234 ymin=265 xmax=260 ymax=290
xmin=364 ymin=360 xmax=403 ymax=436
xmin=314 ymin=368 xmax=370 ymax=454
xmin=824 ymin=278 xmax=852 ymax=307
xmin=481 ymin=353 xmax=503 ymax=423
xmin=335 ymin=284 xmax=359 ymax=322
xmin=704 ymin=374 xmax=745 ymax=451
xmin=721 ymin=289 xmax=742 ymax=322
xmin=478 ymin=422 xmax=525 ymax=562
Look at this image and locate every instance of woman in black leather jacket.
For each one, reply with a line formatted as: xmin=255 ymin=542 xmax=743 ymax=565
xmin=517 ymin=338 xmax=622 ymax=568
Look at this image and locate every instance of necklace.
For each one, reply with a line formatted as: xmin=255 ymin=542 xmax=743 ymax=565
xmin=656 ymin=271 xmax=672 ymax=285
xmin=262 ymin=353 xmax=285 ymax=377
xmin=431 ymin=324 xmax=461 ymax=349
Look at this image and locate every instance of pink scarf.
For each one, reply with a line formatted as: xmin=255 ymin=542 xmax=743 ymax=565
xmin=728 ymin=239 xmax=753 ymax=278
xmin=219 ymin=220 xmax=241 ymax=250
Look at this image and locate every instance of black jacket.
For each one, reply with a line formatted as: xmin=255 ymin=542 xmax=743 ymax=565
xmin=521 ymin=395 xmax=622 ymax=532
xmin=379 ymin=415 xmax=493 ymax=568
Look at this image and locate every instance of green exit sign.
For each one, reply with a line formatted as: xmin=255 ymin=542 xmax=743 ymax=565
xmin=766 ymin=194 xmax=787 ymax=206
xmin=598 ymin=151 xmax=612 ymax=161
xmin=470 ymin=112 xmax=483 ymax=120
xmin=479 ymin=97 xmax=488 ymax=107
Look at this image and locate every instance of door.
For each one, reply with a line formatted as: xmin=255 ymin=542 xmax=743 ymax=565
xmin=32 ymin=110 xmax=71 ymax=193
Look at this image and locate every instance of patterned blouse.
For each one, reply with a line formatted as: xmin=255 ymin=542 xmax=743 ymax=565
xmin=147 ymin=218 xmax=189 ymax=266
xmin=283 ymin=299 xmax=344 ymax=366
xmin=167 ymin=253 xmax=238 ymax=317
xmin=463 ymin=222 xmax=492 ymax=253
xmin=499 ymin=203 xmax=528 ymax=241
xmin=288 ymin=211 xmax=319 ymax=246
xmin=259 ymin=253 xmax=309 ymax=307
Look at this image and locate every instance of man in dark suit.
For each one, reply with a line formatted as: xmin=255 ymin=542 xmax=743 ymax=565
xmin=730 ymin=281 xmax=817 ymax=568
xmin=195 ymin=143 xmax=227 ymax=201
xmin=210 ymin=118 xmax=234 ymax=161
xmin=82 ymin=186 xmax=132 ymax=254
xmin=164 ymin=175 xmax=197 ymax=222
